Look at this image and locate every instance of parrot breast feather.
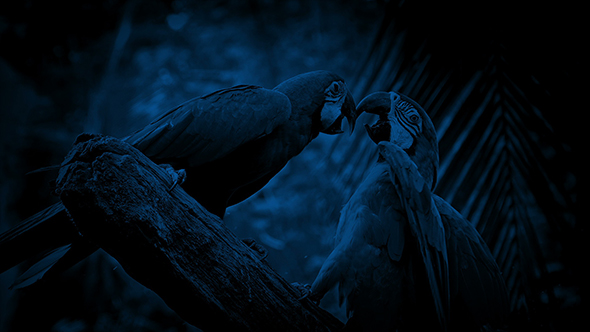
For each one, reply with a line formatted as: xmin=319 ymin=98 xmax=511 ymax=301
xmin=124 ymin=85 xmax=292 ymax=167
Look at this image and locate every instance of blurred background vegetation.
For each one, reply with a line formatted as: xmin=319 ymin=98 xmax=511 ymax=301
xmin=0 ymin=0 xmax=583 ymax=331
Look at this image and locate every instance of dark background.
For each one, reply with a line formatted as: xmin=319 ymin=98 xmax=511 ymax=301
xmin=0 ymin=0 xmax=584 ymax=331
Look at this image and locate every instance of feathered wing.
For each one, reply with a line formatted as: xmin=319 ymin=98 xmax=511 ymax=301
xmin=2 ymin=85 xmax=292 ymax=288
xmin=378 ymin=141 xmax=450 ymax=330
xmin=310 ymin=164 xmax=410 ymax=332
xmin=309 ymin=188 xmax=380 ymax=303
xmin=434 ymin=194 xmax=509 ymax=325
xmin=125 ymin=85 xmax=292 ymax=167
xmin=311 ymin=164 xmax=406 ymax=306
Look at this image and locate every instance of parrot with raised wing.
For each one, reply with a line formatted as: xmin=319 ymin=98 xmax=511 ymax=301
xmin=310 ymin=91 xmax=508 ymax=331
xmin=0 ymin=70 xmax=358 ymax=288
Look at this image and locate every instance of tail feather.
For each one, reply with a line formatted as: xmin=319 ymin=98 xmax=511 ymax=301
xmin=25 ymin=164 xmax=61 ymax=175
xmin=10 ymin=240 xmax=99 ymax=289
xmin=0 ymin=202 xmax=78 ymax=275
xmin=10 ymin=244 xmax=71 ymax=289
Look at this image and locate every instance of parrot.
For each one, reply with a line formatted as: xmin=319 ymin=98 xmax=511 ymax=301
xmin=0 ymin=70 xmax=358 ymax=288
xmin=309 ymin=91 xmax=509 ymax=331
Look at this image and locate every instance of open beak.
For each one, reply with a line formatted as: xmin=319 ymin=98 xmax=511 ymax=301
xmin=358 ymin=91 xmax=393 ymax=144
xmin=364 ymin=119 xmax=392 ymax=144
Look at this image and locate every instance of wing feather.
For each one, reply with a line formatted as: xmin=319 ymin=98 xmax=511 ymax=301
xmin=124 ymin=85 xmax=291 ymax=167
xmin=311 ymin=166 xmax=405 ymax=306
xmin=378 ymin=141 xmax=450 ymax=330
xmin=434 ymin=195 xmax=509 ymax=325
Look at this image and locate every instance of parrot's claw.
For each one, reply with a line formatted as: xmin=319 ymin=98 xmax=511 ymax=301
xmin=242 ymin=238 xmax=268 ymax=260
xmin=291 ymin=282 xmax=312 ymax=301
xmin=291 ymin=282 xmax=321 ymax=304
xmin=169 ymin=169 xmax=186 ymax=192
xmin=158 ymin=164 xmax=187 ymax=192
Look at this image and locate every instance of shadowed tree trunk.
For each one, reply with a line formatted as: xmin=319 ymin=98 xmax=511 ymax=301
xmin=54 ymin=133 xmax=343 ymax=332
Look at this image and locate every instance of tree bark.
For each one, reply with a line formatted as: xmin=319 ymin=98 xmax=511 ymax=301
xmin=54 ymin=133 xmax=343 ymax=332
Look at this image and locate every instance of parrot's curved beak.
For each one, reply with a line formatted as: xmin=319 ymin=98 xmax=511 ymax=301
xmin=320 ymin=88 xmax=357 ymax=135
xmin=356 ymin=91 xmax=392 ymax=116
xmin=358 ymin=91 xmax=393 ymax=144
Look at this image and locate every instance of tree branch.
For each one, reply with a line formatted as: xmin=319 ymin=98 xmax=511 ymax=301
xmin=54 ymin=133 xmax=343 ymax=332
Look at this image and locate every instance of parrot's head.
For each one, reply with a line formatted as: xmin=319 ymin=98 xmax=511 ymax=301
xmin=358 ymin=91 xmax=439 ymax=190
xmin=273 ymin=70 xmax=358 ymax=137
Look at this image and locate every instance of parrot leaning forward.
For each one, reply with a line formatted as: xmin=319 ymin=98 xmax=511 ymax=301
xmin=0 ymin=70 xmax=358 ymax=288
xmin=310 ymin=91 xmax=509 ymax=331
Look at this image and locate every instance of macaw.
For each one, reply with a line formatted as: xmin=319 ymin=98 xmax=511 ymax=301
xmin=0 ymin=70 xmax=358 ymax=288
xmin=310 ymin=91 xmax=508 ymax=331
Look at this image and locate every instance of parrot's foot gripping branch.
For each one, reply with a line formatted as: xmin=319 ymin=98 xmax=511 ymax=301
xmin=291 ymin=282 xmax=322 ymax=304
xmin=158 ymin=164 xmax=187 ymax=192
xmin=242 ymin=238 xmax=268 ymax=261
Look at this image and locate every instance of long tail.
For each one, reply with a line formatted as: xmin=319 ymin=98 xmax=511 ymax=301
xmin=0 ymin=202 xmax=96 ymax=288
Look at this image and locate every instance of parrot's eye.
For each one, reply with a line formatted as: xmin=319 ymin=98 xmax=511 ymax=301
xmin=409 ymin=114 xmax=420 ymax=123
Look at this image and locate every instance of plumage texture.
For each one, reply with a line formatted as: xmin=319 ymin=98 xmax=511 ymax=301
xmin=311 ymin=91 xmax=508 ymax=331
xmin=125 ymin=85 xmax=291 ymax=168
xmin=378 ymin=141 xmax=450 ymax=329
xmin=1 ymin=71 xmax=357 ymax=288
xmin=311 ymin=162 xmax=409 ymax=331
xmin=311 ymin=158 xmax=450 ymax=331
xmin=434 ymin=195 xmax=509 ymax=326
xmin=124 ymin=71 xmax=355 ymax=217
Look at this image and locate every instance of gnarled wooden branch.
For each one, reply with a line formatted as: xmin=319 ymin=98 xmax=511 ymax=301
xmin=55 ymin=133 xmax=343 ymax=332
